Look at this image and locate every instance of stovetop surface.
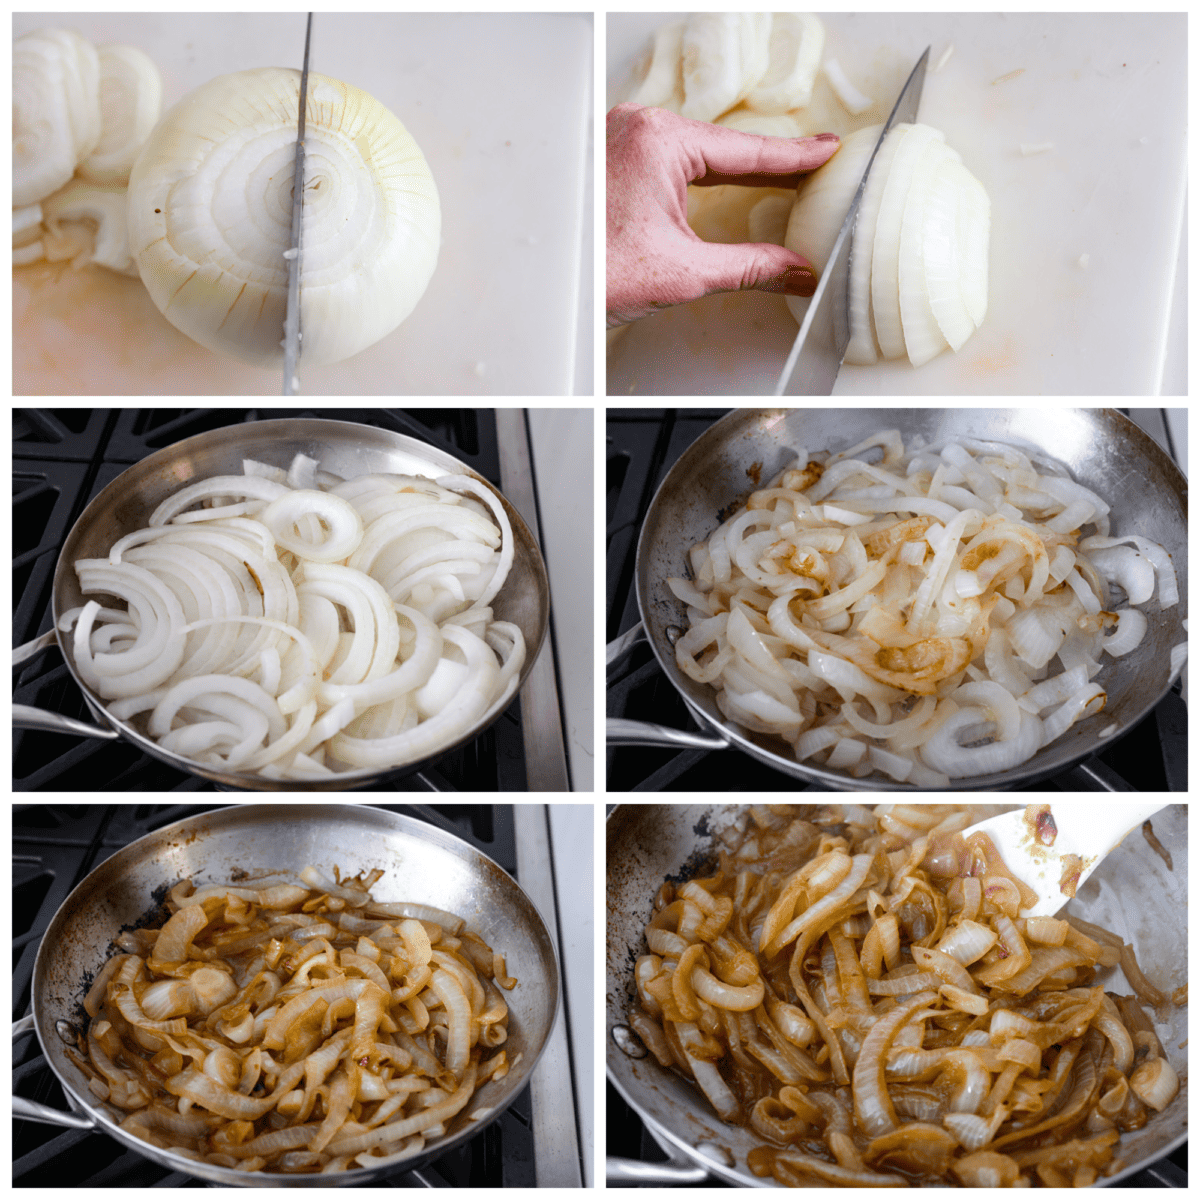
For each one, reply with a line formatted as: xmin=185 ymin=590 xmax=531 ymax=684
xmin=13 ymin=803 xmax=536 ymax=1187
xmin=606 ymin=408 xmax=1187 ymax=792
xmin=13 ymin=408 xmax=528 ymax=791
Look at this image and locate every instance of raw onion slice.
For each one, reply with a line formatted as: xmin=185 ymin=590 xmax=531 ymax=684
xmin=823 ymin=56 xmax=873 ymax=116
xmin=680 ymin=13 xmax=771 ymax=124
xmin=745 ymin=13 xmax=824 ymax=114
xmin=625 ymin=20 xmax=685 ymax=110
xmin=78 ymin=43 xmax=162 ymax=185
xmin=922 ymin=159 xmax=975 ymax=351
xmin=898 ymin=139 xmax=960 ymax=366
xmin=262 ymin=489 xmax=364 ymax=562
xmin=844 ymin=125 xmax=908 ymax=364
xmin=870 ymin=124 xmax=944 ymax=360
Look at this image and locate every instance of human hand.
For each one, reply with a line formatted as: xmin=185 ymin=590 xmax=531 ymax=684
xmin=606 ymin=102 xmax=840 ymax=327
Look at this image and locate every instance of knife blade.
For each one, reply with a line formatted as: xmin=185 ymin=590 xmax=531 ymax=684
xmin=282 ymin=13 xmax=313 ymax=397
xmin=774 ymin=46 xmax=931 ymax=396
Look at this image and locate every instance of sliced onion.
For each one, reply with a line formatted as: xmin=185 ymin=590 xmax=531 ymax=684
xmin=261 ymin=490 xmax=364 ymax=562
xmin=1103 ymin=608 xmax=1148 ymax=658
xmin=1083 ymin=535 xmax=1178 ymax=608
xmin=1129 ymin=1057 xmax=1179 ymax=1112
xmin=745 ymin=13 xmax=824 ymax=114
xmin=898 ymin=139 xmax=959 ymax=365
xmin=1087 ymin=545 xmax=1156 ymax=605
xmin=69 ymin=454 xmax=524 ymax=780
xmin=871 ymin=124 xmax=944 ymax=360
xmin=920 ymin=707 xmax=1043 ymax=779
xmin=823 ymin=56 xmax=873 ymax=115
xmin=667 ymin=432 xmax=1173 ymax=787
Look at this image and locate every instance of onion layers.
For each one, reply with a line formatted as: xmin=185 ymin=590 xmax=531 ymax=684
xmin=784 ymin=122 xmax=991 ymax=367
xmin=127 ymin=68 xmax=440 ymax=369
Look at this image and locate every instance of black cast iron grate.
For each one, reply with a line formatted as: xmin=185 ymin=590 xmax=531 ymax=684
xmin=606 ymin=409 xmax=1187 ymax=793
xmin=13 ymin=803 xmax=535 ymax=1188
xmin=12 ymin=409 xmax=526 ymax=791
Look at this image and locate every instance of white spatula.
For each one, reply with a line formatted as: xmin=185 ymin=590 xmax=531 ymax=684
xmin=961 ymin=802 xmax=1169 ymax=918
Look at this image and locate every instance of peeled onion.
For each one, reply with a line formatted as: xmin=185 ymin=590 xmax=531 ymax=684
xmin=785 ymin=121 xmax=991 ymax=367
xmin=127 ymin=68 xmax=440 ymax=369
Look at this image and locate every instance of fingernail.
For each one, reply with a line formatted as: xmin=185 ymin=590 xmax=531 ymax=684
xmin=764 ymin=265 xmax=817 ymax=298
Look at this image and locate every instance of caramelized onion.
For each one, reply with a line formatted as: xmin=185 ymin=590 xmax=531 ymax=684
xmin=628 ymin=804 xmax=1182 ymax=1188
xmin=75 ymin=867 xmax=513 ymax=1174
xmin=666 ymin=434 xmax=1178 ymax=784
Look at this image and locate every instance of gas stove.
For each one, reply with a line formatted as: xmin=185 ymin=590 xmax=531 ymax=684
xmin=13 ymin=803 xmax=585 ymax=1187
xmin=13 ymin=407 xmax=571 ymax=791
xmin=606 ymin=408 xmax=1187 ymax=792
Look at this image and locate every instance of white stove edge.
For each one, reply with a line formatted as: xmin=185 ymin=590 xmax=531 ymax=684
xmin=528 ymin=410 xmax=594 ymax=791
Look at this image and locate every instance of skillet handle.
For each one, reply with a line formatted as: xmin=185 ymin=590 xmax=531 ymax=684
xmin=14 ymin=703 xmax=119 ymax=741
xmin=12 ymin=1016 xmax=98 ymax=1131
xmin=13 ymin=628 xmax=60 ymax=666
xmin=13 ymin=631 xmax=120 ymax=740
xmin=607 ymin=1155 xmax=711 ymax=1186
xmin=607 ymin=717 xmax=731 ymax=752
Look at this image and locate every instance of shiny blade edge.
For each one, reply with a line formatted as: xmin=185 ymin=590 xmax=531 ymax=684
xmin=774 ymin=46 xmax=931 ymax=396
xmin=282 ymin=13 xmax=313 ymax=396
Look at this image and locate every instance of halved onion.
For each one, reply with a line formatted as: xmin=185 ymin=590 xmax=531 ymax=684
xmin=785 ymin=121 xmax=990 ymax=368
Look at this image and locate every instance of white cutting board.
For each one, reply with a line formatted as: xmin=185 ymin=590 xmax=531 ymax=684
xmin=607 ymin=14 xmax=1187 ymax=396
xmin=14 ymin=13 xmax=592 ymax=396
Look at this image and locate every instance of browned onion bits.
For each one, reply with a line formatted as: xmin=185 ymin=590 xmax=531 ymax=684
xmin=629 ymin=804 xmax=1180 ymax=1187
xmin=73 ymin=867 xmax=514 ymax=1174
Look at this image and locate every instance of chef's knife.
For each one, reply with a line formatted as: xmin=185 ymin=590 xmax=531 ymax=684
xmin=774 ymin=46 xmax=931 ymax=396
xmin=282 ymin=13 xmax=313 ymax=396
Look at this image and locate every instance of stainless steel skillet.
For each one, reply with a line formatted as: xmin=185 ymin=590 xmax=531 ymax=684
xmin=606 ymin=803 xmax=1188 ymax=1187
xmin=15 ymin=804 xmax=561 ymax=1187
xmin=607 ymin=408 xmax=1187 ymax=790
xmin=13 ymin=417 xmax=549 ymax=790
